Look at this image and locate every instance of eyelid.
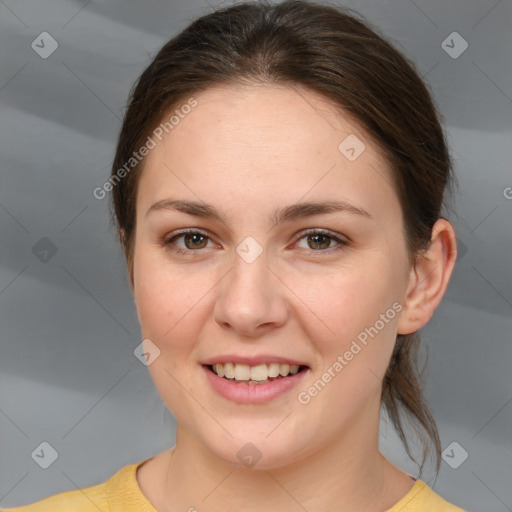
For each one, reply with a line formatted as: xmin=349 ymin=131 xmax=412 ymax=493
xmin=292 ymin=228 xmax=349 ymax=251
xmin=294 ymin=227 xmax=348 ymax=243
xmin=163 ymin=227 xmax=211 ymax=244
xmin=162 ymin=228 xmax=219 ymax=254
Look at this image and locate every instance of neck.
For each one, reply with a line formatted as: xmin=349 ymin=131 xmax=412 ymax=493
xmin=155 ymin=400 xmax=413 ymax=512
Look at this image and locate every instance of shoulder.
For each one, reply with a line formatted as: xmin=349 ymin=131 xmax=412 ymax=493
xmin=0 ymin=481 xmax=109 ymax=512
xmin=0 ymin=461 xmax=146 ymax=512
xmin=386 ymin=480 xmax=467 ymax=512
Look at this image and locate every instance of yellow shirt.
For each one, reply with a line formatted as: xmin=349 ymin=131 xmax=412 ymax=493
xmin=1 ymin=458 xmax=466 ymax=512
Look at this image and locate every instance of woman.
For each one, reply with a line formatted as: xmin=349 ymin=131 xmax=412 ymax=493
xmin=3 ymin=1 xmax=465 ymax=510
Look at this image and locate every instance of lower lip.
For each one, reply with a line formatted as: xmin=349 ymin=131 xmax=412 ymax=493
xmin=203 ymin=365 xmax=309 ymax=404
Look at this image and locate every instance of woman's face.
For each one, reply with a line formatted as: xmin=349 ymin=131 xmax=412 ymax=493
xmin=132 ymin=83 xmax=413 ymax=467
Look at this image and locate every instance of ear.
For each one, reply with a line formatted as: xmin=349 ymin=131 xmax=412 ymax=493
xmin=397 ymin=219 xmax=457 ymax=335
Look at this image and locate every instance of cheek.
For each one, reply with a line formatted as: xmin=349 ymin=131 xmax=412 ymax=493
xmin=132 ymin=250 xmax=205 ymax=348
xmin=302 ymin=264 xmax=402 ymax=346
xmin=132 ymin=256 xmax=212 ymax=417
xmin=295 ymin=270 xmax=402 ymax=425
xmin=298 ymin=261 xmax=404 ymax=410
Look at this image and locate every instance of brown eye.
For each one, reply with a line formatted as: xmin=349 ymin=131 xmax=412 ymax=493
xmin=163 ymin=229 xmax=215 ymax=254
xmin=307 ymin=233 xmax=332 ymax=250
xmin=182 ymin=233 xmax=208 ymax=250
xmin=295 ymin=229 xmax=348 ymax=253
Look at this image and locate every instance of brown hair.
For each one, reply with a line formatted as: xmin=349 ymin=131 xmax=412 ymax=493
xmin=111 ymin=0 xmax=453 ymax=474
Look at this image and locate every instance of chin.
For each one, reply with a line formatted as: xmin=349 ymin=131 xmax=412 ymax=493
xmin=202 ymin=431 xmax=308 ymax=470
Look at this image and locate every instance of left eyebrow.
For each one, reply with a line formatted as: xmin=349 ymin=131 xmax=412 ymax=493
xmin=145 ymin=198 xmax=372 ymax=226
xmin=270 ymin=200 xmax=372 ymax=225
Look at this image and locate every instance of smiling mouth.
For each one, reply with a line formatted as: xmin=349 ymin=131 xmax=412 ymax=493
xmin=206 ymin=362 xmax=308 ymax=385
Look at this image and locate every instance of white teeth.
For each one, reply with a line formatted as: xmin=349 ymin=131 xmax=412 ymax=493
xmin=211 ymin=362 xmax=304 ymax=382
xmin=214 ymin=363 xmax=224 ymax=378
xmin=234 ymin=364 xmax=251 ymax=381
xmin=224 ymin=362 xmax=235 ymax=379
xmin=250 ymin=364 xmax=268 ymax=381
xmin=268 ymin=362 xmax=280 ymax=378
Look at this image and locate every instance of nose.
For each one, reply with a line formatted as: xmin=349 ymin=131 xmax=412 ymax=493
xmin=214 ymin=248 xmax=289 ymax=338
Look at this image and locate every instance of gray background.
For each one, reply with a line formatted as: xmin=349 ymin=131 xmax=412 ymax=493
xmin=0 ymin=0 xmax=511 ymax=510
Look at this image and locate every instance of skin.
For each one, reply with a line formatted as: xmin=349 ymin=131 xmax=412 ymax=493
xmin=128 ymin=83 xmax=457 ymax=512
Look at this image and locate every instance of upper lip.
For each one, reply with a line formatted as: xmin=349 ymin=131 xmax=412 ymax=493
xmin=202 ymin=354 xmax=309 ymax=367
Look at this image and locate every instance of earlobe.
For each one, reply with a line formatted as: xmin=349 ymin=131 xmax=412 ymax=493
xmin=397 ymin=219 xmax=457 ymax=335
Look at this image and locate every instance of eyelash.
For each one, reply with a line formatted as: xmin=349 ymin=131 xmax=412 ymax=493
xmin=161 ymin=228 xmax=348 ymax=256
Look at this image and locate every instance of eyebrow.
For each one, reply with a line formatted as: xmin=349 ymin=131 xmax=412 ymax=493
xmin=146 ymin=198 xmax=372 ymax=225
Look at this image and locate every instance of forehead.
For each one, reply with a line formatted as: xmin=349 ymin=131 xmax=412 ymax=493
xmin=157 ymin=83 xmax=370 ymax=162
xmin=136 ymin=83 xmax=399 ymax=221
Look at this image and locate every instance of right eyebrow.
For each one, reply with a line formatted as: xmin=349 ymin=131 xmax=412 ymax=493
xmin=146 ymin=199 xmax=227 ymax=222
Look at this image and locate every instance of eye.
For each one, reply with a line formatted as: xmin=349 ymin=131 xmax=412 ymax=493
xmin=162 ymin=229 xmax=217 ymax=254
xmin=294 ymin=229 xmax=348 ymax=252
